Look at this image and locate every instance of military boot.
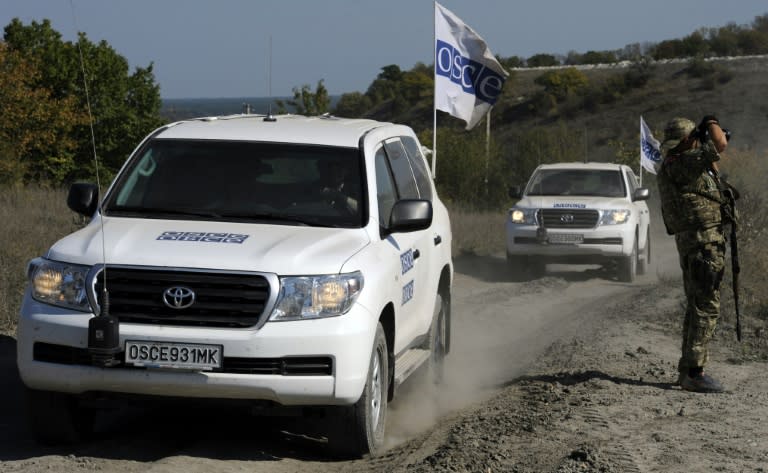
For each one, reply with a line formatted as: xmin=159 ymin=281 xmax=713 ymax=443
xmin=680 ymin=372 xmax=725 ymax=393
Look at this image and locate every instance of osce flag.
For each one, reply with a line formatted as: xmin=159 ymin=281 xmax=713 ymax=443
xmin=435 ymin=2 xmax=508 ymax=130
xmin=640 ymin=116 xmax=662 ymax=174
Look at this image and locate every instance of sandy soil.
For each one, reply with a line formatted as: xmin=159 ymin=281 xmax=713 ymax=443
xmin=2 ymin=230 xmax=766 ymax=473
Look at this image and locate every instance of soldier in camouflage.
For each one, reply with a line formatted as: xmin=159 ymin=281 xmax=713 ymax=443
xmin=656 ymin=115 xmax=730 ymax=393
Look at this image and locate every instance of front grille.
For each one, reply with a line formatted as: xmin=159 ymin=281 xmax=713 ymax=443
xmin=33 ymin=343 xmax=332 ymax=376
xmin=96 ymin=268 xmax=271 ymax=328
xmin=539 ymin=209 xmax=599 ymax=229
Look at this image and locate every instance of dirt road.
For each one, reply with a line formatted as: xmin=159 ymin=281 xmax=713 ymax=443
xmin=2 ymin=232 xmax=766 ymax=472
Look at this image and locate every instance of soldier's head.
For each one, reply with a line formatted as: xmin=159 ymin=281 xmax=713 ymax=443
xmin=662 ymin=117 xmax=696 ymax=153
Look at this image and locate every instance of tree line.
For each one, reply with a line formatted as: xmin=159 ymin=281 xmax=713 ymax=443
xmin=1 ymin=14 xmax=766 ymax=207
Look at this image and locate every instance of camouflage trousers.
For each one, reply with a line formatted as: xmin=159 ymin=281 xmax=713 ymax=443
xmin=675 ymin=227 xmax=726 ymax=373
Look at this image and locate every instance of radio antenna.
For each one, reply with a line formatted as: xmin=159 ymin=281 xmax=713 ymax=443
xmin=69 ymin=0 xmax=120 ymax=366
xmin=264 ymin=35 xmax=276 ymax=122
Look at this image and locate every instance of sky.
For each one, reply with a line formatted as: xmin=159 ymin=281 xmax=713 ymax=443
xmin=2 ymin=0 xmax=767 ymax=99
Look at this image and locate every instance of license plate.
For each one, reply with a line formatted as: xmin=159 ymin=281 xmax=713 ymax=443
xmin=124 ymin=340 xmax=223 ymax=371
xmin=548 ymin=233 xmax=583 ymax=245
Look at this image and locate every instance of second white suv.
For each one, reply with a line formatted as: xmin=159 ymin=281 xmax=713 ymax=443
xmin=506 ymin=162 xmax=650 ymax=282
xmin=17 ymin=114 xmax=453 ymax=458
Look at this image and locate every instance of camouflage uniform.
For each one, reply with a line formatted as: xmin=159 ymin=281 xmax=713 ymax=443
xmin=656 ymin=118 xmax=726 ymax=376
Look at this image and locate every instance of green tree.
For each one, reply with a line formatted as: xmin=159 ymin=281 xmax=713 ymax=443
xmin=0 ymin=41 xmax=86 ymax=183
xmin=366 ymin=64 xmax=404 ymax=104
xmin=526 ymin=53 xmax=558 ymax=67
xmin=423 ymin=127 xmax=509 ymax=208
xmin=534 ymin=68 xmax=589 ymax=102
xmin=276 ymin=79 xmax=330 ymax=116
xmin=3 ymin=19 xmax=164 ymax=183
xmin=333 ymin=91 xmax=372 ymax=118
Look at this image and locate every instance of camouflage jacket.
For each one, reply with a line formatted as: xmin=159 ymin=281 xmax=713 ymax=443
xmin=657 ymin=140 xmax=724 ymax=235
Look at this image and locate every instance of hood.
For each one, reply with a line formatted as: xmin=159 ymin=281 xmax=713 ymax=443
xmin=46 ymin=217 xmax=370 ymax=275
xmin=515 ymin=196 xmax=631 ymax=210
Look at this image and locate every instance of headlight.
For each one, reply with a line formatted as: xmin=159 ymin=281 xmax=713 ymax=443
xmin=269 ymin=271 xmax=363 ymax=321
xmin=28 ymin=258 xmax=92 ymax=312
xmin=599 ymin=209 xmax=631 ymax=225
xmin=509 ymin=208 xmax=537 ymax=224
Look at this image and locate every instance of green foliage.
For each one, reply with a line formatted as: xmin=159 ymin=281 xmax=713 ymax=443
xmin=276 ymin=79 xmax=330 ymax=116
xmin=0 ymin=41 xmax=86 ymax=183
xmin=503 ymin=124 xmax=588 ymax=184
xmin=651 ymin=15 xmax=768 ymax=59
xmin=2 ymin=19 xmax=164 ymax=184
xmin=333 ymin=92 xmax=373 ymax=118
xmin=423 ymin=126 xmax=510 ymax=209
xmin=498 ymin=55 xmax=524 ymax=69
xmin=527 ymin=53 xmax=559 ymax=67
xmin=534 ymin=68 xmax=589 ymax=102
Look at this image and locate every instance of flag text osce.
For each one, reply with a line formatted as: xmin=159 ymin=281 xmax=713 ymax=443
xmin=435 ymin=39 xmax=505 ymax=105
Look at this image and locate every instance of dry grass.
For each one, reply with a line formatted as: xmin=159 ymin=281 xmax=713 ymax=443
xmin=0 ymin=185 xmax=82 ymax=333
xmin=447 ymin=204 xmax=508 ymax=257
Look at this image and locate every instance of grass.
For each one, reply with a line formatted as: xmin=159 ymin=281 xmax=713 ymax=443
xmin=447 ymin=204 xmax=508 ymax=257
xmin=0 ymin=185 xmax=81 ymax=333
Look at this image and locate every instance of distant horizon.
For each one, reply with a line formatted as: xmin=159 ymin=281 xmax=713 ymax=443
xmin=4 ymin=0 xmax=765 ymax=98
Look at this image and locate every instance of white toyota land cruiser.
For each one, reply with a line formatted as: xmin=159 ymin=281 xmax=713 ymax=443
xmin=17 ymin=114 xmax=453 ymax=457
xmin=506 ymin=162 xmax=650 ymax=282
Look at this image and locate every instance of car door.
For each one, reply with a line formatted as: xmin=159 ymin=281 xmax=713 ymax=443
xmin=374 ymin=138 xmax=432 ymax=353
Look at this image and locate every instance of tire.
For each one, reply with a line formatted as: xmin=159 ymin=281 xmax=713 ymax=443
xmin=506 ymin=253 xmax=528 ymax=280
xmin=528 ymin=259 xmax=546 ymax=278
xmin=26 ymin=388 xmax=94 ymax=445
xmin=637 ymin=229 xmax=650 ymax=276
xmin=427 ymin=293 xmax=447 ymax=385
xmin=507 ymin=253 xmax=545 ymax=279
xmin=327 ymin=323 xmax=388 ymax=458
xmin=618 ymin=236 xmax=638 ymax=283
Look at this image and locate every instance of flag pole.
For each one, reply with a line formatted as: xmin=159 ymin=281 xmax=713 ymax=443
xmin=432 ymin=1 xmax=438 ymax=179
xmin=485 ymin=107 xmax=491 ymax=196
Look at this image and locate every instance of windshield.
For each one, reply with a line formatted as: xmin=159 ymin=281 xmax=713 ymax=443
xmin=104 ymin=139 xmax=365 ymax=228
xmin=525 ymin=169 xmax=626 ymax=198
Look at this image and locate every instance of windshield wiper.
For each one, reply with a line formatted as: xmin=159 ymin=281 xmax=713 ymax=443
xmin=107 ymin=206 xmax=223 ymax=219
xmin=218 ymin=212 xmax=337 ymax=227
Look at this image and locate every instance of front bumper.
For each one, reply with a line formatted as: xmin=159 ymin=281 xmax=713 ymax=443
xmin=16 ymin=291 xmax=377 ymax=406
xmin=505 ymin=222 xmax=631 ymax=260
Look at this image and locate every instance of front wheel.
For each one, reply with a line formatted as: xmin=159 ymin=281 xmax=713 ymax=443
xmin=327 ymin=323 xmax=389 ymax=458
xmin=26 ymin=389 xmax=95 ymax=445
xmin=427 ymin=293 xmax=448 ymax=385
xmin=637 ymin=229 xmax=651 ymax=276
xmin=618 ymin=236 xmax=638 ymax=283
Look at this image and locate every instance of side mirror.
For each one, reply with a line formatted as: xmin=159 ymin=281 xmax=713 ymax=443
xmin=389 ymin=199 xmax=432 ymax=233
xmin=633 ymin=187 xmax=650 ymax=202
xmin=67 ymin=183 xmax=99 ymax=217
xmin=508 ymin=185 xmax=522 ymax=199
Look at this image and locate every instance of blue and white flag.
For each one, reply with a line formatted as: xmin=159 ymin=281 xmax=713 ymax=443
xmin=640 ymin=116 xmax=662 ymax=174
xmin=434 ymin=2 xmax=508 ymax=130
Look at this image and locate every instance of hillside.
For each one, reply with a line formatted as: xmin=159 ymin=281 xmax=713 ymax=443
xmin=490 ymin=56 xmax=768 ymax=164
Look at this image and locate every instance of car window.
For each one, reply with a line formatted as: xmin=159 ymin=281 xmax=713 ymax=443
xmin=383 ymin=139 xmax=419 ymax=200
xmin=401 ymin=136 xmax=433 ymax=201
xmin=105 ymin=139 xmax=364 ymax=227
xmin=374 ymin=146 xmax=397 ymax=228
xmin=526 ymin=169 xmax=626 ymax=198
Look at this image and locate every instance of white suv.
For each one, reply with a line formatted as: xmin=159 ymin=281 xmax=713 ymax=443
xmin=506 ymin=162 xmax=650 ymax=282
xmin=17 ymin=114 xmax=453 ymax=457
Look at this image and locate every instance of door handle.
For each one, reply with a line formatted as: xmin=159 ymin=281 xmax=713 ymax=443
xmin=434 ymin=235 xmax=442 ymax=246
